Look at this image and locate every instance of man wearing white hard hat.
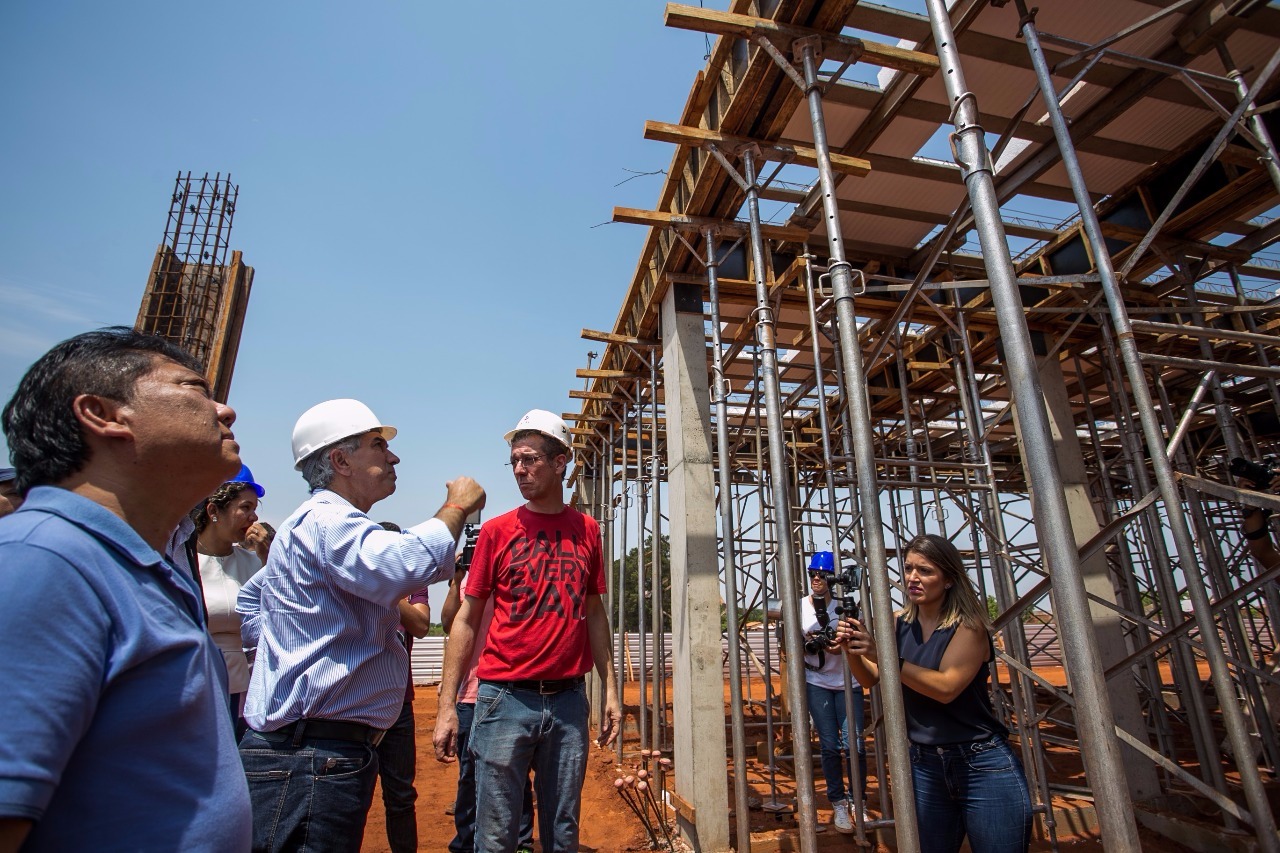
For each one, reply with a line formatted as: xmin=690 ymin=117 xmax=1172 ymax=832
xmin=433 ymin=409 xmax=620 ymax=853
xmin=238 ymin=398 xmax=485 ymax=853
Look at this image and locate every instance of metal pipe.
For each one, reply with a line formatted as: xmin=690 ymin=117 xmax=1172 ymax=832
xmin=931 ymin=3 xmax=1142 ymax=847
xmin=1015 ymin=3 xmax=1279 ymax=844
xmin=650 ymin=355 xmax=665 ymax=755
xmin=742 ymin=145 xmax=819 ymax=848
xmin=704 ymin=229 xmax=753 ymax=852
xmin=796 ymin=37 xmax=920 ymax=850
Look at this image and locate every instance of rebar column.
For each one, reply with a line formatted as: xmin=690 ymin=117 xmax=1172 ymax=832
xmin=741 ymin=145 xmax=820 ymax=849
xmin=1013 ymin=3 xmax=1274 ymax=840
xmin=794 ymin=37 xmax=919 ymax=850
xmin=705 ymin=228 xmax=753 ymax=852
xmin=926 ymin=2 xmax=1144 ymax=846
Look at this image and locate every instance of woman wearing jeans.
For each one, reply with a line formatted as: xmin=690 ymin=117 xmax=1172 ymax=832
xmin=837 ymin=533 xmax=1032 ymax=853
xmin=800 ymin=551 xmax=865 ymax=834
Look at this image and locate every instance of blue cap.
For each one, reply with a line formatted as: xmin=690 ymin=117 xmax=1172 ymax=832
xmin=0 ymin=467 xmax=15 ymax=484
xmin=229 ymin=463 xmax=265 ymax=498
xmin=808 ymin=551 xmax=834 ymax=572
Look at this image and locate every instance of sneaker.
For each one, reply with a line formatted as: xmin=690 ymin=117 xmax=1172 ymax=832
xmin=444 ymin=800 xmax=456 ymax=816
xmin=832 ymin=800 xmax=853 ymax=834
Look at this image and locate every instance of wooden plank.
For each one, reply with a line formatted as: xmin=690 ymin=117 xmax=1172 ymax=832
xmin=612 ymin=206 xmax=810 ymax=243
xmin=569 ymin=390 xmax=615 ymax=401
xmin=644 ymin=120 xmax=871 ymax=177
xmin=581 ymin=327 xmax=659 ymax=348
xmin=664 ymin=4 xmax=939 ymax=77
xmin=576 ymin=368 xmax=635 ymax=379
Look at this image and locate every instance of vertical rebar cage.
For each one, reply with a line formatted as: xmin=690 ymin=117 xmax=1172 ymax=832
xmin=136 ymin=171 xmax=252 ymax=402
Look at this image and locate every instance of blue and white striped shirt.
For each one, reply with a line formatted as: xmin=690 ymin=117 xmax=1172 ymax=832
xmin=239 ymin=489 xmax=456 ymax=731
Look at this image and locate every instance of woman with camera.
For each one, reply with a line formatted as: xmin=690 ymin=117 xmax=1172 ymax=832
xmin=836 ymin=534 xmax=1031 ymax=853
xmin=801 ymin=551 xmax=865 ymax=834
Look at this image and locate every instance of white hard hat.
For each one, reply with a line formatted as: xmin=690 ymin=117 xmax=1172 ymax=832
xmin=504 ymin=409 xmax=571 ymax=454
xmin=291 ymin=399 xmax=397 ymax=470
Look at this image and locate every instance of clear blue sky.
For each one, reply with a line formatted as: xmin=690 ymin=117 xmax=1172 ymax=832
xmin=0 ymin=3 xmax=716 ymax=543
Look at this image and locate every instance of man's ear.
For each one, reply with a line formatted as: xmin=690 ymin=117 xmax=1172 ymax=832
xmin=71 ymin=394 xmax=132 ymax=441
xmin=329 ymin=446 xmax=353 ymax=477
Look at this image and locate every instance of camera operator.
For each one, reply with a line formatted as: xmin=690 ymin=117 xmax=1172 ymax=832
xmin=800 ymin=551 xmax=865 ymax=834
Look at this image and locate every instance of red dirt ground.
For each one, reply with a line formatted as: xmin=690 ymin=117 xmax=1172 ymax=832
xmin=362 ymin=669 xmax=1267 ymax=852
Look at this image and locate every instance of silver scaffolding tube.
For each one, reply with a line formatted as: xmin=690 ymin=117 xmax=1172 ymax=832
xmin=703 ymin=227 xmax=753 ymax=853
xmin=649 ymin=353 xmax=665 ymax=756
xmin=740 ymin=144 xmax=820 ymax=849
xmin=924 ymin=1 xmax=1144 ymax=847
xmin=1013 ymin=2 xmax=1280 ymax=843
xmin=617 ymin=397 xmax=631 ymax=761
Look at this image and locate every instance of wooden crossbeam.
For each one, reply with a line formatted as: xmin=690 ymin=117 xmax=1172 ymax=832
xmin=612 ymin=206 xmax=810 ymax=243
xmin=581 ymin=328 xmax=659 ymax=347
xmin=664 ymin=4 xmax=939 ymax=77
xmin=570 ymin=390 xmax=614 ymax=401
xmin=644 ymin=120 xmax=870 ymax=177
xmin=576 ymin=368 xmax=634 ymax=379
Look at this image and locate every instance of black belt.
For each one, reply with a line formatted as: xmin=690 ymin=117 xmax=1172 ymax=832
xmin=483 ymin=676 xmax=585 ymax=695
xmin=272 ymin=718 xmax=386 ymax=746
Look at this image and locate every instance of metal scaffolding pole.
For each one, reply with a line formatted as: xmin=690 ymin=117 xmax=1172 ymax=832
xmin=704 ymin=227 xmax=753 ymax=853
xmin=926 ymin=1 xmax=1144 ymax=847
xmin=649 ymin=353 xmax=665 ymax=755
xmin=1014 ymin=2 xmax=1280 ymax=844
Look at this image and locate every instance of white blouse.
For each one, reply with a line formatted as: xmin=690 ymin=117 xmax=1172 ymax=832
xmin=198 ymin=545 xmax=262 ymax=694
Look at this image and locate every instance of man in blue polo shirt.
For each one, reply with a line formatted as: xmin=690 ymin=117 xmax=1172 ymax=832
xmin=0 ymin=327 xmax=252 ymax=852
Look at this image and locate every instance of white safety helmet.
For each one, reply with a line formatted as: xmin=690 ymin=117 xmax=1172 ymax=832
xmin=291 ymin=399 xmax=397 ymax=470
xmin=504 ymin=409 xmax=571 ymax=456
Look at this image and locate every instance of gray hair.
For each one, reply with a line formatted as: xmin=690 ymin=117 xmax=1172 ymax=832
xmin=300 ymin=433 xmax=364 ymax=491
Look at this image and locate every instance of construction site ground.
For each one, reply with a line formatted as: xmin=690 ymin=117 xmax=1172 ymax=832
xmin=361 ymin=666 xmax=1278 ymax=852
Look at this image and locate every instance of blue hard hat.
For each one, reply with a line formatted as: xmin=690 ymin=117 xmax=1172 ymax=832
xmin=229 ymin=463 xmax=265 ymax=498
xmin=0 ymin=467 xmax=16 ymax=484
xmin=808 ymin=551 xmax=834 ymax=572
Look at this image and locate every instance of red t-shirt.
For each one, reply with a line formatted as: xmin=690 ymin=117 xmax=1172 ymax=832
xmin=465 ymin=505 xmax=604 ymax=681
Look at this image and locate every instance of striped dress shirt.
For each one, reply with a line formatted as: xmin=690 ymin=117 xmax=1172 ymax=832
xmin=239 ymin=489 xmax=456 ymax=731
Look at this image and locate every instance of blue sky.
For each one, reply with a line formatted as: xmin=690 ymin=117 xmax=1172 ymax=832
xmin=0 ymin=3 xmax=715 ymax=551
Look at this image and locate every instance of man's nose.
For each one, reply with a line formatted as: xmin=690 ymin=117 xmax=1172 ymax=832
xmin=387 ymin=450 xmax=400 ymax=465
xmin=217 ymin=402 xmax=236 ymax=427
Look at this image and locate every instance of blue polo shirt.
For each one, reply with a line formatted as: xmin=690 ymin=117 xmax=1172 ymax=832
xmin=0 ymin=487 xmax=251 ymax=852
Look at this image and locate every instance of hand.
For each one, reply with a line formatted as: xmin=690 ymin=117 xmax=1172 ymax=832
xmin=432 ymin=704 xmax=460 ymax=763
xmin=598 ymin=692 xmax=622 ymax=747
xmin=843 ymin=617 xmax=879 ymax=664
xmin=444 ymin=477 xmax=486 ymax=516
xmin=243 ymin=523 xmax=274 ymax=563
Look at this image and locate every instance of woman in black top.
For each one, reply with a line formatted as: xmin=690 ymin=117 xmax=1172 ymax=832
xmin=837 ymin=534 xmax=1032 ymax=853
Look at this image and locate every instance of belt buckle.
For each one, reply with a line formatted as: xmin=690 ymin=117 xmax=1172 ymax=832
xmin=538 ymin=680 xmax=557 ymax=695
xmin=370 ymin=729 xmax=387 ymax=747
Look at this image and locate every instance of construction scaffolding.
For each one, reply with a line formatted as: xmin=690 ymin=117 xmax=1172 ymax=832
xmin=135 ymin=171 xmax=254 ymax=402
xmin=568 ymin=2 xmax=1280 ymax=851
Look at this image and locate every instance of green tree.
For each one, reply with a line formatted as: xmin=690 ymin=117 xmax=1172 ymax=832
xmin=611 ymin=535 xmax=673 ymax=633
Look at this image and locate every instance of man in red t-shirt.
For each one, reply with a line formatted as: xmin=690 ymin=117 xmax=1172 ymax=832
xmin=433 ymin=409 xmax=621 ymax=853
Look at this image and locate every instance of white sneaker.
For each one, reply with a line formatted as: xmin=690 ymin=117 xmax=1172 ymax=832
xmin=832 ymin=800 xmax=853 ymax=834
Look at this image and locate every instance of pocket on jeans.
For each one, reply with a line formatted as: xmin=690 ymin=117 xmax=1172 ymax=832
xmin=966 ymin=742 xmax=1014 ymax=773
xmin=315 ymin=746 xmax=374 ymax=780
xmin=473 ymin=685 xmax=506 ymax=727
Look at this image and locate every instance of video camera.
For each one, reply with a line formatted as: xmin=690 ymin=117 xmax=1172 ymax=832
xmin=803 ymin=562 xmax=862 ymax=654
xmin=456 ymin=523 xmax=481 ymax=572
xmin=1229 ymin=456 xmax=1280 ymax=490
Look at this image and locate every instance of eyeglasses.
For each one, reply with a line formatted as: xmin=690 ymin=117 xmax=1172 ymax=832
xmin=506 ymin=453 xmax=546 ymax=470
xmin=808 ymin=572 xmax=829 ymax=581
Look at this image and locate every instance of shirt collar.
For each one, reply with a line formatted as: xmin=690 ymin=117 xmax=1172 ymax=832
xmin=20 ymin=486 xmax=166 ymax=568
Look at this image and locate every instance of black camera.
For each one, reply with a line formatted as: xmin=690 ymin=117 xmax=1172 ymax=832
xmin=456 ymin=523 xmax=480 ymax=571
xmin=1230 ymin=457 xmax=1280 ymax=490
xmin=805 ymin=625 xmax=839 ymax=655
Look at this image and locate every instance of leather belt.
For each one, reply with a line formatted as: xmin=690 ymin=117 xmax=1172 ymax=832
xmin=484 ymin=676 xmax=585 ymax=695
xmin=272 ymin=718 xmax=386 ymax=746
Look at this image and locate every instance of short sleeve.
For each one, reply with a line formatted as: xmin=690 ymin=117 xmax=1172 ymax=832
xmin=0 ymin=544 xmax=110 ymax=820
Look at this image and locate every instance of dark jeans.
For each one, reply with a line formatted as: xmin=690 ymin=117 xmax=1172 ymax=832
xmin=805 ymin=680 xmax=866 ymax=804
xmin=451 ymin=700 xmax=534 ymax=853
xmin=471 ymin=681 xmax=588 ymax=853
xmin=910 ymin=736 xmax=1033 ymax=853
xmin=239 ymin=727 xmax=379 ymax=853
xmin=376 ymin=701 xmax=418 ymax=853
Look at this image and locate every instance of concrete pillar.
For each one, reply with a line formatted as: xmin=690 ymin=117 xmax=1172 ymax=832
xmin=1011 ymin=352 xmax=1161 ymax=802
xmin=661 ymin=282 xmax=730 ymax=851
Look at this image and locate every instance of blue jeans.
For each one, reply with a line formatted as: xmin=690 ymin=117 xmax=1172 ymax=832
xmin=376 ymin=701 xmax=417 ymax=853
xmin=239 ymin=727 xmax=379 ymax=853
xmin=450 ymin=700 xmax=535 ymax=853
xmin=471 ymin=681 xmax=589 ymax=853
xmin=805 ymin=681 xmax=865 ymax=803
xmin=910 ymin=736 xmax=1033 ymax=853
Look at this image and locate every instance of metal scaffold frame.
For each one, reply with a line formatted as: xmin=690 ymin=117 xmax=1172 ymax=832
xmin=568 ymin=2 xmax=1280 ymax=851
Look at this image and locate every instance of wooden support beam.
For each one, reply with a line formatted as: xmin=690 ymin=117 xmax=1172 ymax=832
xmin=612 ymin=206 xmax=810 ymax=243
xmin=664 ymin=3 xmax=939 ymax=77
xmin=576 ymin=368 xmax=634 ymax=379
xmin=570 ymin=390 xmax=615 ymax=401
xmin=581 ymin=327 xmax=659 ymax=348
xmin=644 ymin=120 xmax=871 ymax=177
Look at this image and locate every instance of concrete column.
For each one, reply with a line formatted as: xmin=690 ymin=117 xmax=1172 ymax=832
xmin=1011 ymin=352 xmax=1161 ymax=802
xmin=661 ymin=282 xmax=730 ymax=852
